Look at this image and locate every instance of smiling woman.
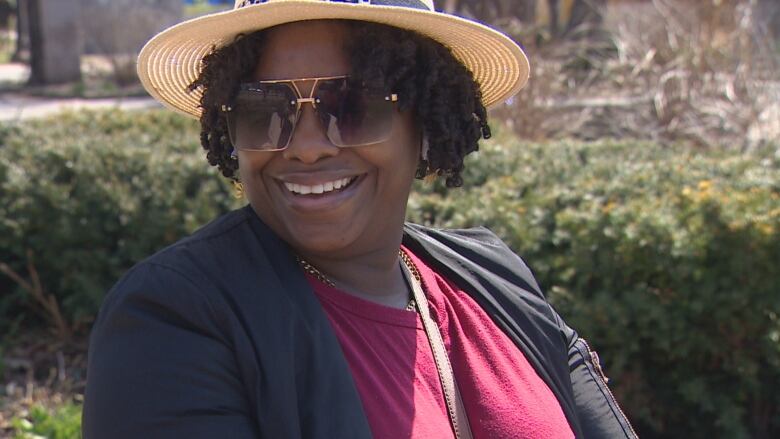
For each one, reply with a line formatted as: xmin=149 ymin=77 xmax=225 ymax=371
xmin=231 ymin=22 xmax=422 ymax=276
xmin=82 ymin=1 xmax=637 ymax=439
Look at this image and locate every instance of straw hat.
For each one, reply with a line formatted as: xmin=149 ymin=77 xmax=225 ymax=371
xmin=137 ymin=0 xmax=530 ymax=118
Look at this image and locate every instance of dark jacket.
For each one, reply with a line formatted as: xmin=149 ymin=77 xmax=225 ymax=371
xmin=83 ymin=206 xmax=637 ymax=438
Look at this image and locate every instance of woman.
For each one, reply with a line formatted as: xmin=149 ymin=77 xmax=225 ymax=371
xmin=83 ymin=1 xmax=637 ymax=438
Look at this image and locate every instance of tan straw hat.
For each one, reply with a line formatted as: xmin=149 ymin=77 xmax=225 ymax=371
xmin=137 ymin=0 xmax=530 ymax=118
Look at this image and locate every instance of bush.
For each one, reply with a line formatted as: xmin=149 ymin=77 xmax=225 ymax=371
xmin=0 ymin=110 xmax=777 ymax=437
xmin=408 ymin=130 xmax=780 ymax=438
xmin=10 ymin=403 xmax=81 ymax=439
xmin=0 ymin=110 xmax=239 ymax=338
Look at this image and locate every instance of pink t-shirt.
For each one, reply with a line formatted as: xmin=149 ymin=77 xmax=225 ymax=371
xmin=307 ymin=248 xmax=574 ymax=439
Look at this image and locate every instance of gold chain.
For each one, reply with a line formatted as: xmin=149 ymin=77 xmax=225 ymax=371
xmin=296 ymin=256 xmax=336 ymax=287
xmin=297 ymin=250 xmax=418 ymax=312
xmin=399 ymin=249 xmax=422 ymax=283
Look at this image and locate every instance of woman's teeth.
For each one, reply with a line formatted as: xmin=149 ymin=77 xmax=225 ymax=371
xmin=284 ymin=177 xmax=354 ymax=195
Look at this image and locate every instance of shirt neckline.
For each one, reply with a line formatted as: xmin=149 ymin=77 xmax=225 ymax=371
xmin=306 ymin=271 xmax=423 ymax=330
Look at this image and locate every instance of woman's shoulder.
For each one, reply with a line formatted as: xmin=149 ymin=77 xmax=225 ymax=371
xmin=97 ymin=207 xmax=258 ymax=319
xmin=147 ymin=205 xmax=256 ymax=267
xmin=122 ymin=205 xmax=259 ymax=282
xmin=403 ymin=222 xmax=542 ymax=295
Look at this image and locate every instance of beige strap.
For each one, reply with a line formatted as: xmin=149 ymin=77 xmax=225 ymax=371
xmin=401 ymin=255 xmax=473 ymax=439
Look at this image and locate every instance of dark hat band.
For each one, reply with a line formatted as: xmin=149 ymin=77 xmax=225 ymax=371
xmin=238 ymin=0 xmax=431 ymax=12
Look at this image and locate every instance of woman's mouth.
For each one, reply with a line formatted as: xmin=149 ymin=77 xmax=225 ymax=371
xmin=282 ymin=176 xmax=359 ymax=196
xmin=276 ymin=174 xmax=365 ymax=213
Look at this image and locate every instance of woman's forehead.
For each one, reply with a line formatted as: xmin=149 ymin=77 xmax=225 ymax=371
xmin=252 ymin=20 xmax=351 ymax=81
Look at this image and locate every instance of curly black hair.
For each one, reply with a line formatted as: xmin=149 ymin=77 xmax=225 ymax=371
xmin=188 ymin=20 xmax=491 ymax=188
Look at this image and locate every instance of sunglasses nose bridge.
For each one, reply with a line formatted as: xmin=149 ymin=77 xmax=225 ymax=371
xmin=287 ymin=98 xmax=332 ymax=146
xmin=295 ymin=97 xmax=320 ymax=110
xmin=282 ymin=106 xmax=340 ymax=163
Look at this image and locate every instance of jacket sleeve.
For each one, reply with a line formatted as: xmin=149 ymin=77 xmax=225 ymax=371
xmin=555 ymin=312 xmax=639 ymax=438
xmin=82 ymin=262 xmax=259 ymax=439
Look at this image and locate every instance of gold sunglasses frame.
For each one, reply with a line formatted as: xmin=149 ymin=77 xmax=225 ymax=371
xmin=221 ymin=75 xmax=399 ymax=152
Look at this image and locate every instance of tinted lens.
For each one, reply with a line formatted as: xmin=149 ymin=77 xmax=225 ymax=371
xmin=227 ymin=83 xmax=297 ymax=150
xmin=315 ymin=79 xmax=395 ymax=147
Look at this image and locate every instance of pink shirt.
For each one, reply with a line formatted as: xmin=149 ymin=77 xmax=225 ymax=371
xmin=307 ymin=248 xmax=574 ymax=439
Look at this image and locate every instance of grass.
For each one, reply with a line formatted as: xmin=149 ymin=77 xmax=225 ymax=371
xmin=9 ymin=403 xmax=82 ymax=439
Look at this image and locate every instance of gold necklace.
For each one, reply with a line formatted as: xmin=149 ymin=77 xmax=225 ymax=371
xmin=297 ymin=250 xmax=418 ymax=312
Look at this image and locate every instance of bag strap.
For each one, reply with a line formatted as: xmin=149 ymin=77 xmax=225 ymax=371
xmin=400 ymin=251 xmax=473 ymax=439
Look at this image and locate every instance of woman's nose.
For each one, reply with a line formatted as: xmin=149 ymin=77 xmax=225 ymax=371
xmin=281 ymin=104 xmax=339 ymax=163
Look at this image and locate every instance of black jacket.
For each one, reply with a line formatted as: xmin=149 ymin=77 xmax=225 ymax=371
xmin=83 ymin=206 xmax=637 ymax=438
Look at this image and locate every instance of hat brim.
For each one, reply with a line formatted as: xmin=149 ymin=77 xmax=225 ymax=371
xmin=137 ymin=1 xmax=530 ymax=118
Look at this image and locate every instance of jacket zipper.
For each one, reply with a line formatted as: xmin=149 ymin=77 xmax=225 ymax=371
xmin=579 ymin=338 xmax=639 ymax=438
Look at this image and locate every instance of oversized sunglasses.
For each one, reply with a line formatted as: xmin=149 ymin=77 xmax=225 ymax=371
xmin=221 ymin=75 xmax=399 ymax=151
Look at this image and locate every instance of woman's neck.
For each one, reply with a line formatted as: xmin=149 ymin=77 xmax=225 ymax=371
xmin=299 ymin=244 xmax=411 ymax=309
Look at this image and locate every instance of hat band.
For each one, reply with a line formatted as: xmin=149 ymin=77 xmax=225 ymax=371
xmin=237 ymin=0 xmax=431 ymax=12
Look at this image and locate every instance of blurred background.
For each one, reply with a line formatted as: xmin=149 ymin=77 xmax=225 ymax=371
xmin=0 ymin=0 xmax=778 ymax=438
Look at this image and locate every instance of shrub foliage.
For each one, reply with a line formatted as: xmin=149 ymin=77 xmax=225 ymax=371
xmin=409 ymin=130 xmax=780 ymax=438
xmin=0 ymin=110 xmax=778 ymax=437
xmin=0 ymin=110 xmax=239 ymax=336
xmin=10 ymin=403 xmax=82 ymax=439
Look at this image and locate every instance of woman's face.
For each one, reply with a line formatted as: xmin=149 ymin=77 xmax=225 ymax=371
xmin=237 ymin=20 xmax=421 ymax=259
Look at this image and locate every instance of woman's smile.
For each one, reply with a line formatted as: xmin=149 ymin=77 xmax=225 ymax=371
xmin=281 ymin=176 xmax=358 ymax=196
xmin=273 ymin=171 xmax=366 ymax=213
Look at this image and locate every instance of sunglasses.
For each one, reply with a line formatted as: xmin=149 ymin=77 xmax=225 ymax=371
xmin=221 ymin=75 xmax=399 ymax=151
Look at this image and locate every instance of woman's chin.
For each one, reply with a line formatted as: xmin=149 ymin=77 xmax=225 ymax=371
xmin=282 ymin=220 xmax=363 ymax=257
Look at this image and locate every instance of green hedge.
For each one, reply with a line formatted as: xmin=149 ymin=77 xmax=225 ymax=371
xmin=0 ymin=110 xmax=239 ymax=335
xmin=409 ymin=134 xmax=780 ymax=438
xmin=0 ymin=110 xmax=778 ymax=438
